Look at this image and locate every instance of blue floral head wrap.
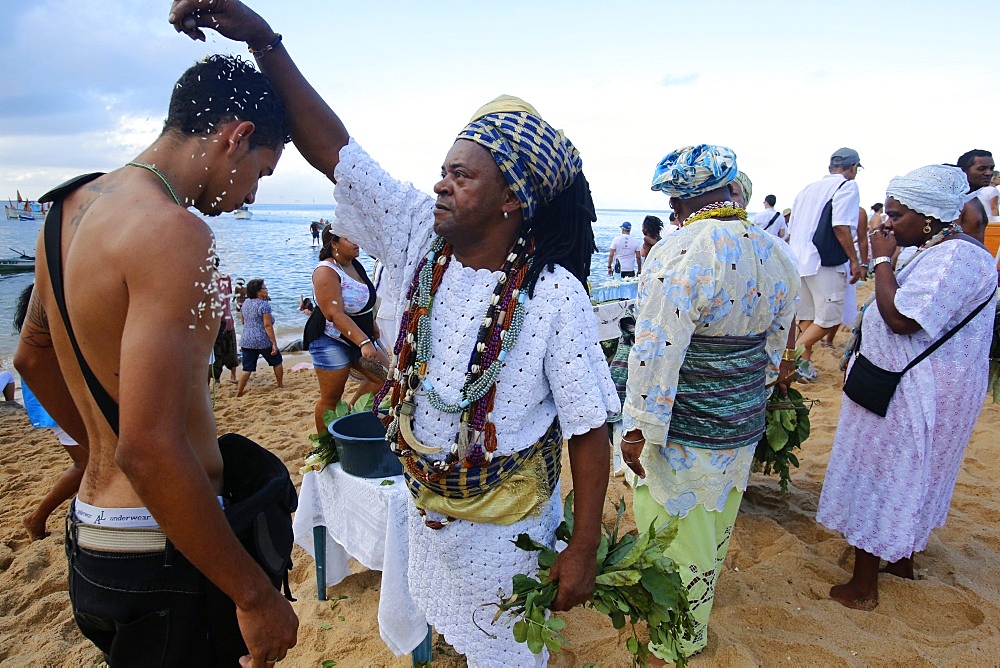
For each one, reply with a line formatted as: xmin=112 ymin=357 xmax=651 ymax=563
xmin=651 ymin=144 xmax=738 ymax=199
xmin=456 ymin=95 xmax=582 ymax=222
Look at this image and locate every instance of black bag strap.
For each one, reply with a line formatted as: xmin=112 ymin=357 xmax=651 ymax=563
xmin=42 ymin=172 xmax=120 ymax=436
xmin=901 ymin=292 xmax=995 ymax=372
xmin=830 ymin=178 xmax=848 ymax=201
xmin=858 ymin=291 xmax=995 ymax=372
xmin=763 ymin=211 xmax=781 ymax=230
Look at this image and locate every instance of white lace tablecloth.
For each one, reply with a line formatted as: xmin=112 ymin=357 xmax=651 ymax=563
xmin=592 ymin=281 xmax=638 ymax=303
xmin=293 ymin=465 xmax=428 ymax=656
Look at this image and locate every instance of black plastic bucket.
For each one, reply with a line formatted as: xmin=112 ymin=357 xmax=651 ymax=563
xmin=328 ymin=412 xmax=403 ymax=478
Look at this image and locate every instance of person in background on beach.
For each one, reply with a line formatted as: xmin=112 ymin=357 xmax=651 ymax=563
xmin=752 ymin=194 xmax=788 ymax=240
xmin=817 ymin=164 xmax=997 ymax=611
xmin=234 ymin=276 xmax=247 ymax=311
xmin=609 ymin=220 xmax=642 ymax=277
xmin=13 ymin=283 xmax=88 ymax=540
xmin=310 ymin=219 xmax=321 ymax=246
xmin=782 ymin=207 xmax=792 ymax=228
xmin=13 ymin=53 xmax=298 ymax=664
xmin=170 ymin=4 xmax=618 ymax=665
xmin=868 ymin=202 xmax=884 ymax=230
xmin=621 ymin=145 xmax=799 ymax=661
xmin=788 ymin=148 xmax=865 ymax=381
xmin=299 ymin=296 xmax=314 ymax=314
xmin=730 ymin=170 xmax=752 ymax=208
xmin=824 ymin=205 xmax=871 ymax=348
xmin=237 ymin=278 xmax=284 ymax=397
xmin=959 ymin=149 xmax=999 ymax=222
xmin=305 ymin=226 xmax=389 ymax=437
xmin=641 ymin=214 xmax=664 ymax=260
xmin=212 ymin=258 xmax=240 ymax=383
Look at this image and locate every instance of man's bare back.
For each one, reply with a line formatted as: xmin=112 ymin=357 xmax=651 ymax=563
xmin=28 ymin=168 xmax=224 ymax=508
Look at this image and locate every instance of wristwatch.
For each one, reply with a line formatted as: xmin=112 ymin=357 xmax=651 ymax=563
xmin=871 ymin=256 xmax=893 ymax=270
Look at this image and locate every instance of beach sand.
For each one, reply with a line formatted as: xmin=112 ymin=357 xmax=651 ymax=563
xmin=2 ymin=343 xmax=999 ymax=667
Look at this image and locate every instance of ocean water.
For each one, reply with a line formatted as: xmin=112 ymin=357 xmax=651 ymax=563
xmin=0 ymin=204 xmax=669 ymax=369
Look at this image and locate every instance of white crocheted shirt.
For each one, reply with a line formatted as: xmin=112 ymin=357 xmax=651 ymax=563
xmin=333 ymin=139 xmax=619 ymax=666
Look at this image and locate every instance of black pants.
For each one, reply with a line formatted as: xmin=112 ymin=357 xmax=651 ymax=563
xmin=66 ymin=510 xmax=246 ymax=667
xmin=620 ymin=270 xmax=637 ymax=278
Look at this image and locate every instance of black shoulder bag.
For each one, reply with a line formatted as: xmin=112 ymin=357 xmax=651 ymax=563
xmin=843 ymin=293 xmax=995 ymax=416
xmin=812 ymin=179 xmax=851 ymax=266
xmin=42 ymin=175 xmax=296 ymax=600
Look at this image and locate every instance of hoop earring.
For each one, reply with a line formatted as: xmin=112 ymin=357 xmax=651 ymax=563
xmin=923 ymin=219 xmax=933 ymax=234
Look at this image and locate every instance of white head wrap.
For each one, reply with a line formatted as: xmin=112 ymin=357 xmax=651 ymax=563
xmin=885 ymin=164 xmax=968 ymax=223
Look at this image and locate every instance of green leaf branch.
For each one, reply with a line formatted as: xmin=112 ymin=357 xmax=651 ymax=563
xmin=752 ymin=387 xmax=815 ymax=492
xmin=486 ymin=493 xmax=696 ymax=667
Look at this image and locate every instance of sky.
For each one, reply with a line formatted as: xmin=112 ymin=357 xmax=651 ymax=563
xmin=2 ymin=1 xmax=998 ymax=213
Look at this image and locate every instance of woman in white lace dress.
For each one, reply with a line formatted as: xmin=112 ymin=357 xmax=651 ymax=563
xmin=817 ymin=165 xmax=998 ymax=610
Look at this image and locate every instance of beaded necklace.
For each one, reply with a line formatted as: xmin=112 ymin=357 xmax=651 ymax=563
xmin=895 ymin=221 xmax=962 ymax=271
xmin=376 ymin=234 xmax=532 ymax=474
xmin=126 ymin=161 xmax=182 ymax=206
xmin=681 ymin=200 xmax=748 ymax=227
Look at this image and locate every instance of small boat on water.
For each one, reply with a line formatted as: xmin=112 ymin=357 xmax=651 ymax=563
xmin=5 ymin=193 xmax=48 ymax=221
xmin=0 ymin=248 xmax=34 ymax=274
xmin=234 ymin=205 xmax=252 ymax=220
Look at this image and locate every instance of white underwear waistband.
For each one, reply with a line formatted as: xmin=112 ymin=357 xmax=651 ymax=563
xmin=74 ymin=496 xmax=225 ymax=529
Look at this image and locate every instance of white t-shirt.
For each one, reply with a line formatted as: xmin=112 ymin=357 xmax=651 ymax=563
xmin=966 ymin=186 xmax=999 ymax=219
xmin=610 ymin=233 xmax=641 ymax=271
xmin=752 ymin=207 xmax=787 ymax=239
xmin=789 ymin=174 xmax=860 ymax=277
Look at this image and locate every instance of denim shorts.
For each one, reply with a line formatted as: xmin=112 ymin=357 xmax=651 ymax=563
xmin=241 ymin=347 xmax=283 ymax=372
xmin=309 ymin=335 xmax=359 ymax=371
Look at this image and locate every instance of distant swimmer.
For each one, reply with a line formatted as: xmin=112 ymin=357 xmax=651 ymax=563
xmin=310 ymin=219 xmax=321 ymax=246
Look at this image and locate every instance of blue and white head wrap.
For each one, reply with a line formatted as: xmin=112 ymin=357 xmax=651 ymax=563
xmin=456 ymin=95 xmax=582 ymax=222
xmin=651 ymin=144 xmax=739 ymax=199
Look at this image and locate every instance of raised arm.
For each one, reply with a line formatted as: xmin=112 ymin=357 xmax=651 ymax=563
xmin=169 ymin=0 xmax=348 ymax=180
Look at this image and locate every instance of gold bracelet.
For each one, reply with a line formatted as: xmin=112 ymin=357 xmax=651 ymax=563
xmin=781 ymin=348 xmax=796 ymax=362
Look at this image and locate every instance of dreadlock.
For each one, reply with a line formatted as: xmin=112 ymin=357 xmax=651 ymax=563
xmin=522 ymin=171 xmax=597 ymax=298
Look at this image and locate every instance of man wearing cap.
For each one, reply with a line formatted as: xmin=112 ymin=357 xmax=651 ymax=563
xmin=620 ymin=145 xmax=799 ymax=661
xmin=608 ymin=221 xmax=642 ymax=277
xmin=788 ymin=148 xmax=865 ymax=381
xmin=170 ymin=2 xmax=619 ymax=665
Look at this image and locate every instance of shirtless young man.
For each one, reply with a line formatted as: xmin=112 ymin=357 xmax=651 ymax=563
xmin=14 ymin=55 xmax=298 ymax=666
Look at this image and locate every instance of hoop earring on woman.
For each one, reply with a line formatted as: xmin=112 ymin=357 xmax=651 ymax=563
xmin=923 ymin=219 xmax=933 ymax=234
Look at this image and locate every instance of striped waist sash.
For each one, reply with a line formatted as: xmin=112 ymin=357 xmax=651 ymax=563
xmin=669 ymin=333 xmax=768 ymax=451
xmin=403 ymin=420 xmax=562 ymax=500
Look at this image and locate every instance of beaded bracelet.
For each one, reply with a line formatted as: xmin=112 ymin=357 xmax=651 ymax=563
xmin=248 ymin=33 xmax=282 ymax=57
